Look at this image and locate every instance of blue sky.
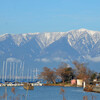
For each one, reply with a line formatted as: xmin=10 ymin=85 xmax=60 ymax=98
xmin=0 ymin=0 xmax=100 ymax=34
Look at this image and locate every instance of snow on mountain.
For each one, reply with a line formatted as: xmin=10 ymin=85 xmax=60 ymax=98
xmin=76 ymin=28 xmax=100 ymax=44
xmin=77 ymin=28 xmax=96 ymax=35
xmin=91 ymin=40 xmax=100 ymax=57
xmin=8 ymin=33 xmax=39 ymax=46
xmin=73 ymin=33 xmax=95 ymax=55
xmin=0 ymin=28 xmax=100 ymax=71
xmin=0 ymin=33 xmax=11 ymax=41
xmin=0 ymin=28 xmax=100 ymax=57
xmin=67 ymin=28 xmax=100 ymax=46
xmin=36 ymin=32 xmax=67 ymax=49
xmin=0 ymin=28 xmax=100 ymax=48
xmin=11 ymin=33 xmax=40 ymax=46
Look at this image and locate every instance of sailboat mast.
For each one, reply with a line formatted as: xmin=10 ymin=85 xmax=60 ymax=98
xmin=22 ymin=62 xmax=24 ymax=81
xmin=36 ymin=68 xmax=39 ymax=79
xmin=5 ymin=61 xmax=7 ymax=81
xmin=30 ymin=69 xmax=31 ymax=82
xmin=13 ymin=62 xmax=15 ymax=80
xmin=33 ymin=69 xmax=34 ymax=81
xmin=20 ymin=62 xmax=22 ymax=80
xmin=36 ymin=68 xmax=37 ymax=79
xmin=27 ymin=69 xmax=29 ymax=82
xmin=2 ymin=61 xmax=5 ymax=82
xmin=16 ymin=63 xmax=18 ymax=82
xmin=10 ymin=62 xmax=11 ymax=80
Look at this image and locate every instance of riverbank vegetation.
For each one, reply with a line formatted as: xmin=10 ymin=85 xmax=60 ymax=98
xmin=39 ymin=61 xmax=99 ymax=86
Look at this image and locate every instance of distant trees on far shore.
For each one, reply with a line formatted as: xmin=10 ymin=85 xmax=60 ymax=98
xmin=39 ymin=61 xmax=98 ymax=84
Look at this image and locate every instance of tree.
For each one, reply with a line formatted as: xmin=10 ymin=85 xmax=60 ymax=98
xmin=73 ymin=61 xmax=93 ymax=81
xmin=56 ymin=62 xmax=74 ymax=83
xmin=40 ymin=67 xmax=57 ymax=83
xmin=90 ymin=72 xmax=97 ymax=81
xmin=97 ymin=73 xmax=100 ymax=81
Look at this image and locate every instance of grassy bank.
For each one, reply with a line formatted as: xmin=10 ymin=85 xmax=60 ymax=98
xmin=43 ymin=83 xmax=76 ymax=87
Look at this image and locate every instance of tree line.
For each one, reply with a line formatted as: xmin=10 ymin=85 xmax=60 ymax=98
xmin=39 ymin=61 xmax=99 ymax=84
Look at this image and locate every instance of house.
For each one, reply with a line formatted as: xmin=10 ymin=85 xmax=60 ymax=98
xmin=71 ymin=79 xmax=76 ymax=85
xmin=77 ymin=79 xmax=83 ymax=87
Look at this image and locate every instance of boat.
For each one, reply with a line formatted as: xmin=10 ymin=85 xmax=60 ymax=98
xmin=23 ymin=83 xmax=34 ymax=90
xmin=84 ymin=85 xmax=93 ymax=92
xmin=31 ymin=81 xmax=43 ymax=86
xmin=84 ymin=84 xmax=100 ymax=93
xmin=92 ymin=85 xmax=100 ymax=93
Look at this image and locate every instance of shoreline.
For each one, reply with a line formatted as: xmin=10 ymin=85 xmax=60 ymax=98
xmin=43 ymin=83 xmax=77 ymax=87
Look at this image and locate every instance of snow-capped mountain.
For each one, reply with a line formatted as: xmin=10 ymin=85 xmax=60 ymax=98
xmin=0 ymin=28 xmax=100 ymax=71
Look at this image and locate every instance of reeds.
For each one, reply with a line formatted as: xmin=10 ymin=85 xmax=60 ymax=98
xmin=83 ymin=94 xmax=96 ymax=100
xmin=0 ymin=87 xmax=26 ymax=100
xmin=60 ymin=88 xmax=66 ymax=100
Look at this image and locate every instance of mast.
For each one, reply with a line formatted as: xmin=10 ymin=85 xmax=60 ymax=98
xmin=35 ymin=68 xmax=39 ymax=79
xmin=2 ymin=61 xmax=5 ymax=82
xmin=10 ymin=62 xmax=11 ymax=80
xmin=13 ymin=62 xmax=15 ymax=80
xmin=27 ymin=69 xmax=29 ymax=82
xmin=20 ymin=62 xmax=22 ymax=81
xmin=33 ymin=69 xmax=34 ymax=81
xmin=22 ymin=62 xmax=24 ymax=81
xmin=36 ymin=68 xmax=37 ymax=79
xmin=15 ymin=63 xmax=18 ymax=82
xmin=5 ymin=61 xmax=7 ymax=81
xmin=30 ymin=70 xmax=31 ymax=82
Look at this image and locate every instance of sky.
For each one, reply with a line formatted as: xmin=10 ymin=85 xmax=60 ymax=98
xmin=0 ymin=0 xmax=100 ymax=34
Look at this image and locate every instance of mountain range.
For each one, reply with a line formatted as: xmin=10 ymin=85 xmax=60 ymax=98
xmin=0 ymin=28 xmax=100 ymax=72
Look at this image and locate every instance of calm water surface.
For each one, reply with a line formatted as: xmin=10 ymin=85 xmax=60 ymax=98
xmin=0 ymin=86 xmax=100 ymax=100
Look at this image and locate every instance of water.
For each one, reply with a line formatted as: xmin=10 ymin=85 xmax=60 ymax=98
xmin=0 ymin=86 xmax=100 ymax=100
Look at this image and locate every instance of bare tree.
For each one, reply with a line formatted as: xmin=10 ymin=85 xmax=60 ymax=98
xmin=73 ymin=61 xmax=93 ymax=81
xmin=56 ymin=62 xmax=74 ymax=83
xmin=40 ymin=67 xmax=57 ymax=83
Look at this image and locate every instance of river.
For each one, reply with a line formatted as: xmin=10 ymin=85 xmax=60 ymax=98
xmin=0 ymin=86 xmax=100 ymax=100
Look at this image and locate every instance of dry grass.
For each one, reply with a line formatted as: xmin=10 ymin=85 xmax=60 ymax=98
xmin=0 ymin=87 xmax=27 ymax=100
xmin=60 ymin=88 xmax=66 ymax=100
